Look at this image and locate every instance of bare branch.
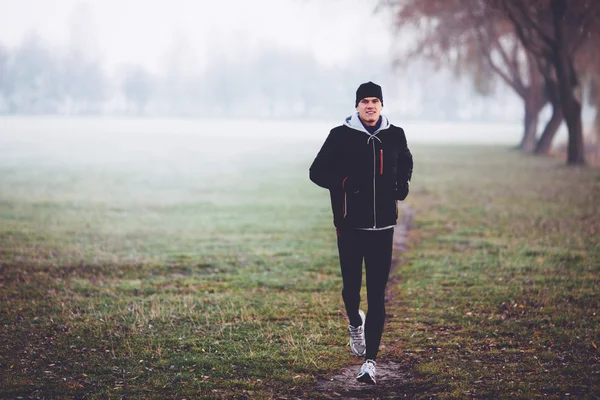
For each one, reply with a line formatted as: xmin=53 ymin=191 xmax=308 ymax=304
xmin=502 ymin=0 xmax=553 ymax=60
xmin=467 ymin=5 xmax=525 ymax=96
xmin=505 ymin=0 xmax=555 ymax=49
xmin=569 ymin=2 xmax=600 ymax=57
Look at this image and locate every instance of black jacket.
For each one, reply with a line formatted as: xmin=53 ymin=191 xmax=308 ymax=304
xmin=309 ymin=113 xmax=413 ymax=229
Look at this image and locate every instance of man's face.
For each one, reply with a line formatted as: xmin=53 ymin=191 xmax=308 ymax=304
xmin=356 ymin=97 xmax=382 ymax=126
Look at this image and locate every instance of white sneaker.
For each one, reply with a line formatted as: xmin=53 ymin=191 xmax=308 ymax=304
xmin=348 ymin=310 xmax=366 ymax=356
xmin=357 ymin=359 xmax=376 ymax=384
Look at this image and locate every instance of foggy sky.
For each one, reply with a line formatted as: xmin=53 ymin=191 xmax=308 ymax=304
xmin=0 ymin=0 xmax=533 ymax=121
xmin=0 ymin=0 xmax=394 ymax=73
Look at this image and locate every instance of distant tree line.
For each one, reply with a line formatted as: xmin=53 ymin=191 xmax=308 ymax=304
xmin=0 ymin=33 xmax=519 ymax=121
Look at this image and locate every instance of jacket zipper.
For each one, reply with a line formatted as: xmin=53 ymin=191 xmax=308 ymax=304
xmin=372 ymin=140 xmax=376 ymax=228
xmin=342 ymin=176 xmax=348 ymax=219
xmin=380 ymin=150 xmax=383 ymax=175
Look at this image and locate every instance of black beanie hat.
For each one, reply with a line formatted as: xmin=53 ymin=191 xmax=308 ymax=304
xmin=355 ymin=81 xmax=383 ymax=107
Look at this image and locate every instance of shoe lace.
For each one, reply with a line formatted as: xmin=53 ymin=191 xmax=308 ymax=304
xmin=349 ymin=325 xmax=364 ymax=343
xmin=364 ymin=360 xmax=376 ymax=375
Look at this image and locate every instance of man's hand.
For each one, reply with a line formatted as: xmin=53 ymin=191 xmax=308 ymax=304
xmin=394 ymin=181 xmax=410 ymax=200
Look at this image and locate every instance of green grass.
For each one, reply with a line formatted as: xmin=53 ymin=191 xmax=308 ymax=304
xmin=1 ymin=135 xmax=599 ymax=399
xmin=389 ymin=146 xmax=600 ymax=399
xmin=0 ymin=134 xmax=346 ymax=399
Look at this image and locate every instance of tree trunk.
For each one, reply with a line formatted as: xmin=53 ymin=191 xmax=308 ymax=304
xmin=551 ymin=0 xmax=586 ymax=165
xmin=563 ymin=100 xmax=585 ymax=164
xmin=535 ymin=75 xmax=563 ymax=155
xmin=520 ymin=102 xmax=540 ymax=151
xmin=519 ymin=60 xmax=545 ymax=152
xmin=595 ymin=108 xmax=600 ymax=164
xmin=534 ymin=105 xmax=563 ymax=154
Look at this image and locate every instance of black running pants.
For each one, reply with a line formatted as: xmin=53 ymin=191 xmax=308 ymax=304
xmin=336 ymin=227 xmax=394 ymax=361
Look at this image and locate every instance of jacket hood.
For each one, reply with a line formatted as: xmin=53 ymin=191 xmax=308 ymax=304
xmin=344 ymin=112 xmax=391 ymax=137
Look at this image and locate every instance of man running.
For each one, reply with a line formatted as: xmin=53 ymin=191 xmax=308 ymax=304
xmin=309 ymin=81 xmax=413 ymax=384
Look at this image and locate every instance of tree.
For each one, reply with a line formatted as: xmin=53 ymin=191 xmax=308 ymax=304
xmin=500 ymin=0 xmax=600 ymax=165
xmin=60 ymin=51 xmax=108 ymax=114
xmin=0 ymin=44 xmax=10 ymax=113
xmin=382 ymin=0 xmax=550 ymax=151
xmin=9 ymin=33 xmax=61 ymax=114
xmin=533 ymin=64 xmax=563 ymax=155
xmin=581 ymin=38 xmax=600 ymax=162
xmin=121 ymin=66 xmax=155 ymax=115
xmin=467 ymin=1 xmax=550 ymax=151
xmin=59 ymin=1 xmax=107 ymax=114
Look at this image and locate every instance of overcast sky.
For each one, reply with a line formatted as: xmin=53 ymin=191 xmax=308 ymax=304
xmin=0 ymin=0 xmax=394 ymax=73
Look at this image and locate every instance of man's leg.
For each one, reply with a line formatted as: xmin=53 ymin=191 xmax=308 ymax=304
xmin=363 ymin=228 xmax=394 ymax=360
xmin=336 ymin=228 xmax=364 ymax=327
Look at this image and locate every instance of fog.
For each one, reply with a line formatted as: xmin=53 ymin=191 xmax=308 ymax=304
xmin=0 ymin=0 xmax=528 ymax=122
xmin=0 ymin=117 xmax=537 ymax=206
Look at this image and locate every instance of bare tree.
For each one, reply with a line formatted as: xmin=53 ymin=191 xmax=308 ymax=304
xmin=121 ymin=66 xmax=155 ymax=115
xmin=382 ymin=0 xmax=548 ymax=151
xmin=500 ymin=0 xmax=600 ymax=165
xmin=581 ymin=40 xmax=600 ymax=163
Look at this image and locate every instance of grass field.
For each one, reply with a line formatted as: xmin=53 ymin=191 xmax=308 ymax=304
xmin=0 ymin=119 xmax=599 ymax=399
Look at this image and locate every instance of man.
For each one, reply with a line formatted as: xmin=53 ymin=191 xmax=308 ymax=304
xmin=309 ymin=81 xmax=413 ymax=384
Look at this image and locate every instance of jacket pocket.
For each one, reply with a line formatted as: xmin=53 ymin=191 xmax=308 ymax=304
xmin=345 ymin=190 xmax=373 ymax=226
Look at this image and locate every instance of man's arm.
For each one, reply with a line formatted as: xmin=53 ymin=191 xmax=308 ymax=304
xmin=309 ymin=130 xmax=345 ymax=190
xmin=393 ymin=130 xmax=413 ymax=200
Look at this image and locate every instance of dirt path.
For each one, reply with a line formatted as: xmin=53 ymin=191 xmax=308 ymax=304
xmin=314 ymin=205 xmax=416 ymax=399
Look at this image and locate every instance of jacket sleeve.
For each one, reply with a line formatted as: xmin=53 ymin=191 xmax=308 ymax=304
xmin=398 ymin=140 xmax=413 ymax=183
xmin=309 ymin=130 xmax=344 ymax=190
xmin=393 ymin=129 xmax=413 ymax=200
